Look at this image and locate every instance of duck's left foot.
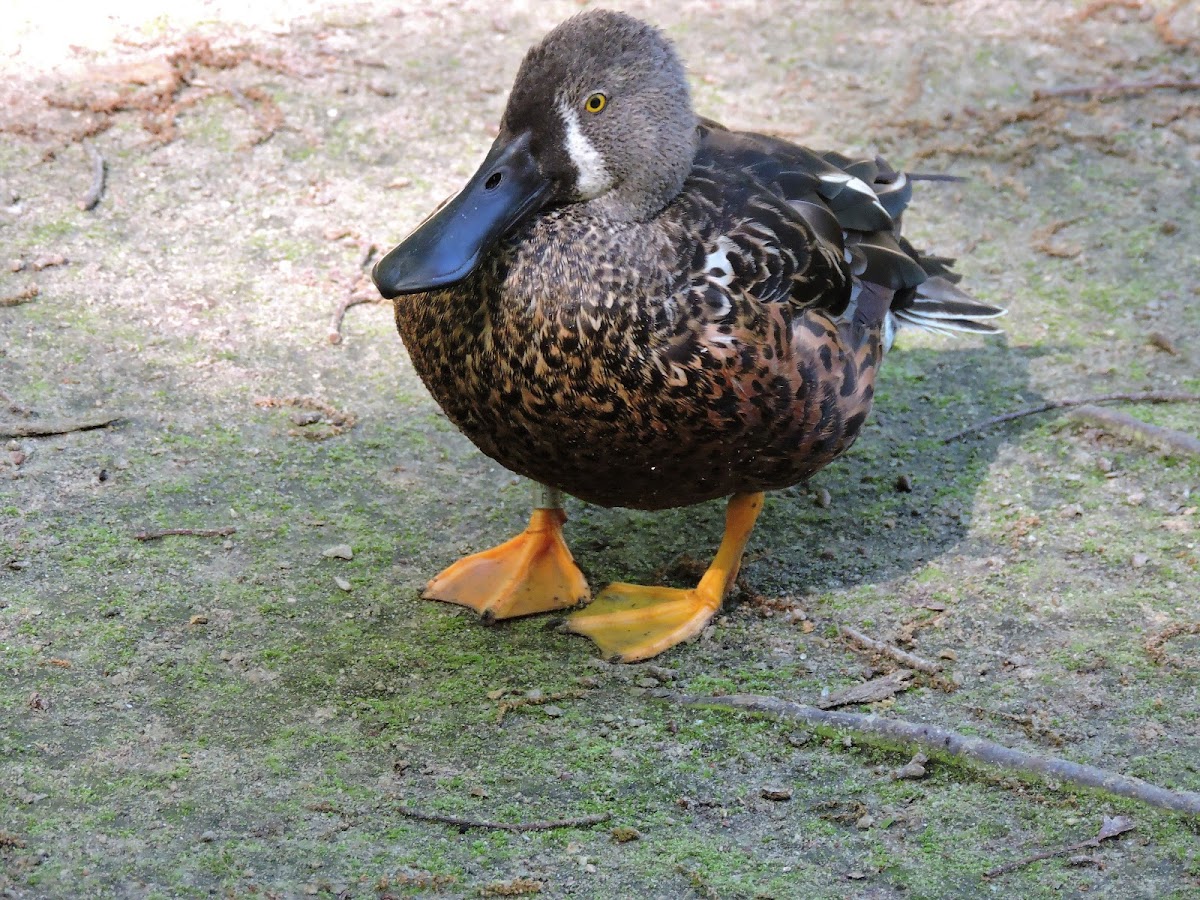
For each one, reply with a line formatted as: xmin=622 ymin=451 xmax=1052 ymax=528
xmin=563 ymin=492 xmax=764 ymax=661
xmin=424 ymin=507 xmax=589 ymax=621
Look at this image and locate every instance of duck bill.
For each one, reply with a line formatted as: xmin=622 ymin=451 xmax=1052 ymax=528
xmin=372 ymin=132 xmax=550 ymax=299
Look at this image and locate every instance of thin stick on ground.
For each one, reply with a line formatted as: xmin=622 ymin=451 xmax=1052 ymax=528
xmin=135 ymin=527 xmax=237 ymax=542
xmin=79 ymin=140 xmax=107 ymax=211
xmin=672 ymin=693 xmax=1200 ymax=815
xmin=0 ymin=284 xmax=39 ymax=308
xmin=984 ymin=815 xmax=1135 ymax=878
xmin=1033 ymin=79 xmax=1200 ymax=101
xmin=1070 ymin=405 xmax=1200 ymax=459
xmin=393 ymin=806 xmax=610 ymax=833
xmin=840 ymin=626 xmax=942 ymax=675
xmin=1144 ymin=622 xmax=1200 ymax=668
xmin=943 ymin=392 xmax=1200 ymax=443
xmin=0 ymin=415 xmax=122 ymax=438
xmin=328 ymin=286 xmax=384 ymax=344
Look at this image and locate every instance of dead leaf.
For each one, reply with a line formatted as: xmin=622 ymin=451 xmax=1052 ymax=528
xmin=818 ymin=670 xmax=913 ymax=709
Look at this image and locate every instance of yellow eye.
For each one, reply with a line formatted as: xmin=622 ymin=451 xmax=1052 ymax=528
xmin=584 ymin=92 xmax=607 ymax=114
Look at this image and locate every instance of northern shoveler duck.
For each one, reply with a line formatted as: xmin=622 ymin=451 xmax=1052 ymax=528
xmin=373 ymin=10 xmax=1004 ymax=662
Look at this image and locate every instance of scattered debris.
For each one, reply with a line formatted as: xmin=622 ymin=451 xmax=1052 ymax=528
xmin=674 ymin=693 xmax=1200 ymax=814
xmin=818 ymin=670 xmax=914 ymax=709
xmin=984 ymin=815 xmax=1135 ymax=878
xmin=675 ymin=864 xmax=721 ymax=900
xmin=79 ymin=140 xmax=107 ymax=211
xmin=893 ymin=751 xmax=929 ymax=780
xmin=840 ymin=626 xmax=943 ymax=675
xmin=1031 ymin=217 xmax=1083 ymax=259
xmin=943 ymin=391 xmax=1200 ymax=442
xmin=1143 ymin=621 xmax=1200 ymax=668
xmin=254 ymin=396 xmax=357 ymax=440
xmin=0 ymin=414 xmax=122 ymax=437
xmin=495 ymin=689 xmax=584 ymax=725
xmin=31 ymin=254 xmax=68 ymax=271
xmin=328 ymin=273 xmax=384 ymax=344
xmin=135 ymin=527 xmax=236 ymax=541
xmin=393 ymin=805 xmax=609 ymax=833
xmin=1070 ymin=404 xmax=1200 ymax=459
xmin=1154 ymin=0 xmax=1195 ymax=49
xmin=27 ymin=692 xmax=49 ymax=711
xmin=0 ymin=284 xmax=39 ymax=308
xmin=760 ymin=786 xmax=793 ymax=801
xmin=0 ymin=832 xmax=29 ymax=849
xmin=1032 ymin=79 xmax=1200 ymax=101
xmin=1148 ymin=332 xmax=1180 ymax=355
xmin=480 ymin=877 xmax=544 ymax=897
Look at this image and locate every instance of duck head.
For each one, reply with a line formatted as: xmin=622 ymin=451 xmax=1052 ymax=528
xmin=373 ymin=10 xmax=698 ymax=299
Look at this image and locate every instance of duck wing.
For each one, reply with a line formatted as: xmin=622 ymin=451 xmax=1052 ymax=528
xmin=692 ymin=119 xmax=1004 ymax=335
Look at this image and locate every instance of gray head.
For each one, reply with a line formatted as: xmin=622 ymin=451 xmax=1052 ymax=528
xmin=373 ymin=10 xmax=698 ymax=298
xmin=502 ymin=10 xmax=698 ymax=221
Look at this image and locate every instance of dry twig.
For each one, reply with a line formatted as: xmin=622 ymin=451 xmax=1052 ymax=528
xmin=943 ymin=392 xmax=1200 ymax=442
xmin=1074 ymin=0 xmax=1143 ymax=21
xmin=328 ymin=274 xmax=384 ymax=344
xmin=495 ymin=689 xmax=584 ymax=724
xmin=393 ymin=806 xmax=609 ymax=833
xmin=984 ymin=816 xmax=1135 ymax=878
xmin=1033 ymin=79 xmax=1200 ymax=101
xmin=819 ymin=670 xmax=914 ymax=709
xmin=0 ymin=415 xmax=121 ymax=438
xmin=253 ymin=395 xmax=357 ymax=440
xmin=0 ymin=284 xmax=39 ymax=308
xmin=840 ymin=626 xmax=942 ymax=675
xmin=674 ymin=693 xmax=1200 ymax=815
xmin=79 ymin=140 xmax=106 ymax=210
xmin=1070 ymin=405 xmax=1200 ymax=459
xmin=1143 ymin=622 xmax=1200 ymax=668
xmin=1155 ymin=0 xmax=1195 ymax=49
xmin=134 ymin=527 xmax=237 ymax=542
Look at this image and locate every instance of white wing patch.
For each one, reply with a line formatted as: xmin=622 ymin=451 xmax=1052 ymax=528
xmin=819 ymin=172 xmax=891 ymax=219
xmin=704 ymin=235 xmax=739 ymax=292
xmin=558 ymin=100 xmax=613 ymax=200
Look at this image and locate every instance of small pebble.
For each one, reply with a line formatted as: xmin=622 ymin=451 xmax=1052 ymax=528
xmin=1131 ymin=553 xmax=1149 ymax=569
xmin=814 ymin=488 xmax=832 ymax=508
xmin=322 ymin=544 xmax=353 ymax=560
xmin=542 ymin=705 xmax=564 ymax=717
xmin=199 ymin=830 xmax=217 ymax=843
xmin=334 ymin=576 xmax=352 ymax=592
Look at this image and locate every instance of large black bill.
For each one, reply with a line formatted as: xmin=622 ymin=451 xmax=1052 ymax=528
xmin=372 ymin=132 xmax=549 ymax=299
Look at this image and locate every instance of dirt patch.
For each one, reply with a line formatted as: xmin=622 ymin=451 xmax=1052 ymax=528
xmin=2 ymin=1 xmax=1198 ymax=897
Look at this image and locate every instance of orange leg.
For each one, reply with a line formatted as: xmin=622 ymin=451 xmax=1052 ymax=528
xmin=564 ymin=492 xmax=764 ymax=661
xmin=424 ymin=492 xmax=589 ymax=621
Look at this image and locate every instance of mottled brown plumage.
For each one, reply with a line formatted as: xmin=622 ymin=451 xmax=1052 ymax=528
xmin=373 ymin=10 xmax=1005 ymax=659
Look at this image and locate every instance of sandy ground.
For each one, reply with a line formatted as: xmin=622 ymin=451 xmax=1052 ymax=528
xmin=2 ymin=1 xmax=1198 ymax=897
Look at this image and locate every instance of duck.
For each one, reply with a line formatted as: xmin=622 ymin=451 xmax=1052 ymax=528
xmin=372 ymin=9 xmax=1004 ymax=662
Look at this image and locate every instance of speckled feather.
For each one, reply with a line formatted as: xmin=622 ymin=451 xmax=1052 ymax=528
xmin=390 ymin=12 xmax=1003 ymax=510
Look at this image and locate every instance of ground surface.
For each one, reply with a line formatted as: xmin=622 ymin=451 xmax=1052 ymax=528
xmin=1 ymin=1 xmax=1198 ymax=897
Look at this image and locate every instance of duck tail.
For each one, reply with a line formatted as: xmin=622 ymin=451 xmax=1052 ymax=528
xmin=890 ymin=239 xmax=1007 ymax=336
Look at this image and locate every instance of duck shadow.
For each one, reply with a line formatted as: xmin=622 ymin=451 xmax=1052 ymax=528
xmin=566 ymin=340 xmax=1049 ymax=600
